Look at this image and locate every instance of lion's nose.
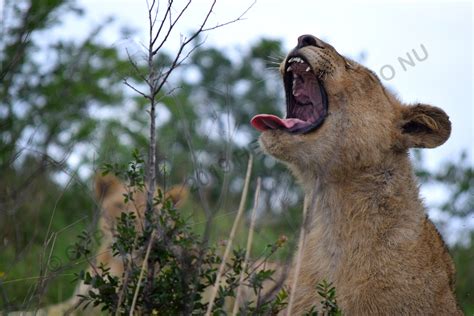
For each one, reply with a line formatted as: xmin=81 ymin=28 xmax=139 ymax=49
xmin=297 ymin=35 xmax=322 ymax=49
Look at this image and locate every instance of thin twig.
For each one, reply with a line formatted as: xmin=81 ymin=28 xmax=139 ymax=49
xmin=153 ymin=0 xmax=192 ymax=53
xmin=148 ymin=0 xmax=160 ymax=29
xmin=114 ymin=263 xmax=130 ymax=315
xmin=124 ymin=79 xmax=148 ymax=99
xmin=232 ymin=177 xmax=261 ymax=315
xmin=205 ymin=154 xmax=253 ymax=316
xmin=125 ymin=48 xmax=148 ymax=83
xmin=129 ymin=229 xmax=156 ymax=316
xmin=201 ymin=0 xmax=256 ymax=32
xmin=149 ymin=0 xmax=172 ymax=47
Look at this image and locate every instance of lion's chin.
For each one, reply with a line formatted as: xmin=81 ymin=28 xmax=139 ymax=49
xmin=259 ymin=130 xmax=304 ymax=164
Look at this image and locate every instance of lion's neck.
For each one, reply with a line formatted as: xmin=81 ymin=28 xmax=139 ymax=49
xmin=296 ymin=153 xmax=425 ymax=244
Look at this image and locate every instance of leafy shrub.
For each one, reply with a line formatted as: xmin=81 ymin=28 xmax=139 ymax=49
xmin=71 ymin=153 xmax=290 ymax=314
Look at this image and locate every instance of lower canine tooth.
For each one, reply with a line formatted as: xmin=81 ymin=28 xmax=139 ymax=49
xmin=306 ymin=67 xmax=311 ymax=72
xmin=287 ymin=66 xmax=292 ymax=72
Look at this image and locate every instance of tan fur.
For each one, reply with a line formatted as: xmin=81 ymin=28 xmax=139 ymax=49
xmin=259 ymin=35 xmax=461 ymax=315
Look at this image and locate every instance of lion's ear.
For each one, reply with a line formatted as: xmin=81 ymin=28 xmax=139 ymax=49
xmin=397 ymin=104 xmax=451 ymax=149
xmin=94 ymin=174 xmax=122 ymax=200
xmin=165 ymin=185 xmax=188 ymax=207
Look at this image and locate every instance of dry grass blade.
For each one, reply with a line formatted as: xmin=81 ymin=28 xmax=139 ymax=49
xmin=232 ymin=176 xmax=261 ymax=315
xmin=286 ymin=198 xmax=310 ymax=315
xmin=129 ymin=229 xmax=156 ymax=316
xmin=205 ymin=154 xmax=254 ymax=316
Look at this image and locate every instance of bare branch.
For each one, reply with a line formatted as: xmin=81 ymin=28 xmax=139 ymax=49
xmin=152 ymin=37 xmax=206 ymax=95
xmin=147 ymin=0 xmax=160 ymax=29
xmin=150 ymin=0 xmax=174 ymax=48
xmin=145 ymin=0 xmax=155 ymax=12
xmin=152 ymin=0 xmax=191 ymax=55
xmin=152 ymin=0 xmax=255 ymax=96
xmin=202 ymin=0 xmax=255 ymax=32
xmin=122 ymin=2 xmax=256 ymax=310
xmin=123 ymin=79 xmax=148 ymax=99
xmin=190 ymin=0 xmax=218 ymax=42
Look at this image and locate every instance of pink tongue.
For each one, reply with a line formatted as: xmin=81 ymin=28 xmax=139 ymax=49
xmin=251 ymin=114 xmax=306 ymax=132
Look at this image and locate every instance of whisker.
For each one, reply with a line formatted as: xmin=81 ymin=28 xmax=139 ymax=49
xmin=267 ymin=53 xmax=286 ymax=60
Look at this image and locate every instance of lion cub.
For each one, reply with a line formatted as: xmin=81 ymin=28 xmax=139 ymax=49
xmin=252 ymin=35 xmax=462 ymax=315
xmin=42 ymin=175 xmax=187 ymax=315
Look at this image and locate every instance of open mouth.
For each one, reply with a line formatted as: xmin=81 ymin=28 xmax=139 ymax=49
xmin=251 ymin=56 xmax=328 ymax=134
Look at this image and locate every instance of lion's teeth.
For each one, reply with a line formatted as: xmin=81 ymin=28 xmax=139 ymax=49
xmin=287 ymin=66 xmax=292 ymax=72
xmin=288 ymin=57 xmax=305 ymax=64
xmin=306 ymin=67 xmax=311 ymax=72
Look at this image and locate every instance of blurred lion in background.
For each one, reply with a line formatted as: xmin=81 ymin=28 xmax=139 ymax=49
xmin=37 ymin=174 xmax=187 ymax=315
